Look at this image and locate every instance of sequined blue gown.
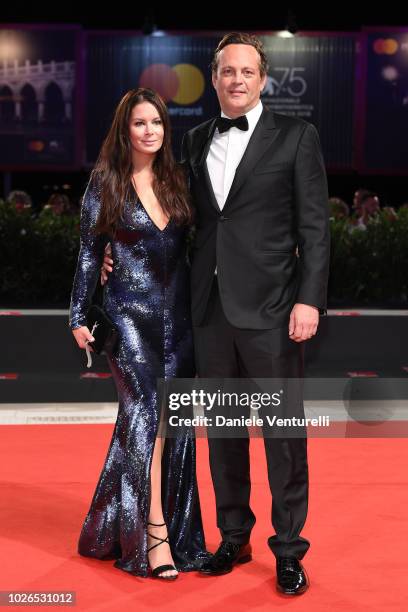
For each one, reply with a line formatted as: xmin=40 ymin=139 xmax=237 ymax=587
xmin=69 ymin=178 xmax=208 ymax=577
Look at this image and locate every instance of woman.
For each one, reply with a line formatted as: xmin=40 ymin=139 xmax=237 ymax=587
xmin=69 ymin=88 xmax=208 ymax=580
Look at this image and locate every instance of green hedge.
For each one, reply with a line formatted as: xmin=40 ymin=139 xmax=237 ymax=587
xmin=0 ymin=200 xmax=407 ymax=307
xmin=0 ymin=201 xmax=80 ymax=306
xmin=328 ymin=208 xmax=408 ymax=306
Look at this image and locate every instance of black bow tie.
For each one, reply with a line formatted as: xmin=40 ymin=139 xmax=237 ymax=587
xmin=216 ymin=115 xmax=249 ymax=134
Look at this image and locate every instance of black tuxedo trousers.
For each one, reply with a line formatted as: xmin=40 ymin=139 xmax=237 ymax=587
xmin=193 ymin=279 xmax=310 ymax=560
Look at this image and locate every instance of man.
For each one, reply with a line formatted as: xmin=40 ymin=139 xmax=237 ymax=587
xmin=103 ymin=32 xmax=330 ymax=595
xmin=181 ymin=32 xmax=329 ymax=595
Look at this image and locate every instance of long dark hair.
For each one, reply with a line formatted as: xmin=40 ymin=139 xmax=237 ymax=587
xmin=91 ymin=87 xmax=192 ymax=236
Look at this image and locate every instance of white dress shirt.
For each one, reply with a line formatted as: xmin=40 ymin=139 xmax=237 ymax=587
xmin=206 ymin=99 xmax=263 ymax=210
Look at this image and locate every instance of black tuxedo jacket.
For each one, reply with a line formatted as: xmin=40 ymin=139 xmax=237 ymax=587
xmin=181 ymin=105 xmax=330 ymax=329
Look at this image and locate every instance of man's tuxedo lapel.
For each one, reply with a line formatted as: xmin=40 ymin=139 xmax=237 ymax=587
xmin=223 ymin=107 xmax=279 ymax=210
xmin=194 ymin=118 xmax=221 ymax=212
xmin=191 ymin=109 xmax=279 ymax=214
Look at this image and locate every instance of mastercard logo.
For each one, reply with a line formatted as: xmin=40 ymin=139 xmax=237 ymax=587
xmin=28 ymin=140 xmax=45 ymax=152
xmin=373 ymin=38 xmax=398 ymax=55
xmin=139 ymin=64 xmax=205 ymax=104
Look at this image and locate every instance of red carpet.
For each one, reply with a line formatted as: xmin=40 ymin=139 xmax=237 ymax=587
xmin=1 ymin=424 xmax=407 ymax=611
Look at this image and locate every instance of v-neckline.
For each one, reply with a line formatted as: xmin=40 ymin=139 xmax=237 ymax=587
xmin=130 ymin=181 xmax=170 ymax=233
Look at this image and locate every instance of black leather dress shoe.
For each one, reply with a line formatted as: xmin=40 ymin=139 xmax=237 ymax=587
xmin=276 ymin=556 xmax=309 ymax=595
xmin=199 ymin=541 xmax=252 ymax=575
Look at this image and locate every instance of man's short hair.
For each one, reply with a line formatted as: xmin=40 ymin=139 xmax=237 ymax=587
xmin=211 ymin=32 xmax=269 ymax=77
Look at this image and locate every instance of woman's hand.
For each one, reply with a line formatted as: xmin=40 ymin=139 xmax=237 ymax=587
xmin=101 ymin=242 xmax=113 ymax=285
xmin=72 ymin=326 xmax=95 ymax=350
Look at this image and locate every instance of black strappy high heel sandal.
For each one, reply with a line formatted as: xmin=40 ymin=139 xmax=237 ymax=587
xmin=147 ymin=521 xmax=178 ymax=580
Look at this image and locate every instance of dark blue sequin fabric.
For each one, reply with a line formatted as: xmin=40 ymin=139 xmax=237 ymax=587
xmin=69 ymin=178 xmax=208 ymax=577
